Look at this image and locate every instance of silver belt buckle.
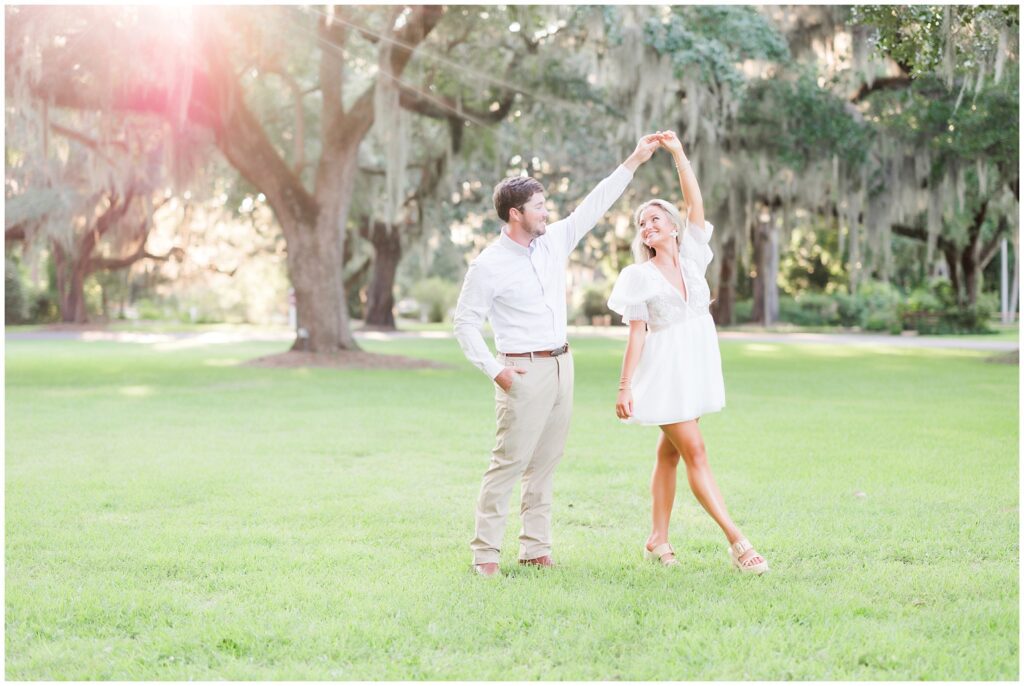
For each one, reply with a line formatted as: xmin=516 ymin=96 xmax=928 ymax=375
xmin=550 ymin=344 xmax=567 ymax=357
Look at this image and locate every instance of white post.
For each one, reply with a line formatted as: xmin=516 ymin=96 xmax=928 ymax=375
xmin=767 ymin=222 xmax=779 ymax=326
xmin=288 ymin=287 xmax=297 ymax=331
xmin=1000 ymin=238 xmax=1009 ymax=324
xmin=1010 ymin=230 xmax=1020 ymax=323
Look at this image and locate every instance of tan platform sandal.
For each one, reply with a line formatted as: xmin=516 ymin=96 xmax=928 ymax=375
xmin=728 ymin=538 xmax=769 ymax=575
xmin=643 ymin=542 xmax=680 ymax=567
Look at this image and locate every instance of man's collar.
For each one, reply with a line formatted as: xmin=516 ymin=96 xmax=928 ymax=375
xmin=499 ymin=226 xmax=533 ymax=256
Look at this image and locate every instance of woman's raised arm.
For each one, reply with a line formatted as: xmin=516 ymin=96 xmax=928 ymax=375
xmin=659 ymin=130 xmax=705 ymax=229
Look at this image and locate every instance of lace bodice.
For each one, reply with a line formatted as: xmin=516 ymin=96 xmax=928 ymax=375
xmin=607 ymin=218 xmax=717 ymax=332
xmin=639 ymin=258 xmax=712 ymax=331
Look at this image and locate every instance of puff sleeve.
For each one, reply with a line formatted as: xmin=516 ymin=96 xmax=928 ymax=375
xmin=683 ymin=219 xmax=715 ymax=273
xmin=607 ymin=264 xmax=658 ymax=324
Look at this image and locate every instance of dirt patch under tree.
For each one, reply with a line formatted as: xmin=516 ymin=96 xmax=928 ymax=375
xmin=244 ymin=350 xmax=451 ymax=370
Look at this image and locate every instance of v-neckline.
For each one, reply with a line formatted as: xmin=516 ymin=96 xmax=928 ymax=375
xmin=649 ymin=258 xmax=689 ymax=304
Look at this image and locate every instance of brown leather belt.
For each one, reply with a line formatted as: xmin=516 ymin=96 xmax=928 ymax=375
xmin=501 ymin=343 xmax=570 ymax=359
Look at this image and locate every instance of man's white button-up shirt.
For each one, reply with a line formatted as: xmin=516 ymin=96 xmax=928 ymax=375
xmin=453 ymin=165 xmax=634 ymax=379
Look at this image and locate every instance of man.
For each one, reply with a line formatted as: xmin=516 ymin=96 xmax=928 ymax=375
xmin=453 ymin=135 xmax=661 ymax=577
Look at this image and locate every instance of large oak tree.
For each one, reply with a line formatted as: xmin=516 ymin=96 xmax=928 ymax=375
xmin=8 ymin=5 xmax=445 ymax=349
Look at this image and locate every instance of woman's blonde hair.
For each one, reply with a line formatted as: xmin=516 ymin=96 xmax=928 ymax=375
xmin=631 ymin=198 xmax=687 ymax=264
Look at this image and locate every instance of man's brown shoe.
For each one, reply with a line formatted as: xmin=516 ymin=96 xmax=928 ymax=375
xmin=518 ymin=555 xmax=554 ymax=568
xmin=473 ymin=562 xmax=500 ymax=577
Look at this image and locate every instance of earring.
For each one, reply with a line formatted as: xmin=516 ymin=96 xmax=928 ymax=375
xmin=669 ymin=230 xmax=679 ymax=238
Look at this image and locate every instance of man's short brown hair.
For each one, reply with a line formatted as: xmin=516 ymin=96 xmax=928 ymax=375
xmin=492 ymin=176 xmax=545 ymax=222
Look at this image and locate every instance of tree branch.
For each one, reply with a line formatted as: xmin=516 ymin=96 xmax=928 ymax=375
xmin=318 ymin=6 xmax=349 ymax=126
xmin=341 ymin=5 xmax=445 ymax=145
xmin=194 ymin=7 xmax=320 ymax=230
xmin=980 ymin=217 xmax=1009 ymax=268
xmin=260 ymin=65 xmax=306 ymax=175
xmin=79 ymin=189 xmax=136 ymax=261
xmin=48 ymin=122 xmax=129 ymax=160
xmin=359 ymin=162 xmax=429 ymax=175
xmin=85 ymin=217 xmax=181 ymax=273
xmin=445 ymin=23 xmax=473 ymax=53
xmin=5 ymin=225 xmax=27 ymax=242
xmin=83 ymin=194 xmax=174 ymax=272
xmin=891 ymin=222 xmax=958 ymax=254
xmin=343 ymin=253 xmax=372 ymax=291
xmin=199 ymin=260 xmax=238 ymax=277
xmin=850 ymin=75 xmax=913 ymax=102
xmin=397 ymin=84 xmax=515 ymax=126
xmin=412 ymin=152 xmax=446 ymax=204
xmin=22 ymin=47 xmax=223 ymax=132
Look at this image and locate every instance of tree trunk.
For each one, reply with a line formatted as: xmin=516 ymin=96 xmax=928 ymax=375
xmin=960 ymin=198 xmax=992 ymax=305
xmin=52 ymin=241 xmax=89 ymax=323
xmin=119 ymin=270 xmax=128 ymax=319
xmin=363 ymin=222 xmax=402 ymax=329
xmin=710 ymin=235 xmax=737 ymax=326
xmin=65 ymin=267 xmax=88 ymax=323
xmin=212 ymin=64 xmax=362 ymax=353
xmin=50 ymin=191 xmax=136 ymax=324
xmin=893 ymin=191 xmax=1008 ymax=308
xmin=283 ymin=208 xmax=358 ymax=353
xmin=942 ymin=244 xmax=960 ymax=294
xmin=961 ymin=244 xmax=980 ymax=305
xmin=342 ymin=233 xmax=372 ymax=294
xmin=750 ymin=212 xmax=778 ymax=325
xmin=751 ymin=221 xmax=766 ymax=325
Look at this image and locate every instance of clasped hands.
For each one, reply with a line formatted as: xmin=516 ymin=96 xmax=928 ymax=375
xmin=627 ymin=130 xmax=687 ymax=168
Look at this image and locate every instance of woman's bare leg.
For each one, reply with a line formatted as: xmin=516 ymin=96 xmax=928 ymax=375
xmin=660 ymin=419 xmax=764 ymax=566
xmin=646 ymin=432 xmax=680 ymax=552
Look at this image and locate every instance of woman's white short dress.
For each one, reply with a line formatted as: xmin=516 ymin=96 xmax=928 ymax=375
xmin=607 ymin=219 xmax=725 ymax=425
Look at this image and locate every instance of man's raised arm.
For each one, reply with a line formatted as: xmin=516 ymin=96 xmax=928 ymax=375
xmin=552 ymin=133 xmax=662 ymax=253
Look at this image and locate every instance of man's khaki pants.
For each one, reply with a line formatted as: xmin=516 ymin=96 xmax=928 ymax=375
xmin=471 ymin=352 xmax=574 ymax=564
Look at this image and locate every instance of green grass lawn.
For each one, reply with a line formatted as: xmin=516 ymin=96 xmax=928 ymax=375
xmin=7 ymin=317 xmax=1018 ymax=343
xmin=5 ymin=334 xmax=1018 ymax=679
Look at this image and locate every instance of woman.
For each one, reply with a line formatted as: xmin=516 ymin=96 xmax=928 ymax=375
xmin=607 ymin=131 xmax=768 ymax=574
